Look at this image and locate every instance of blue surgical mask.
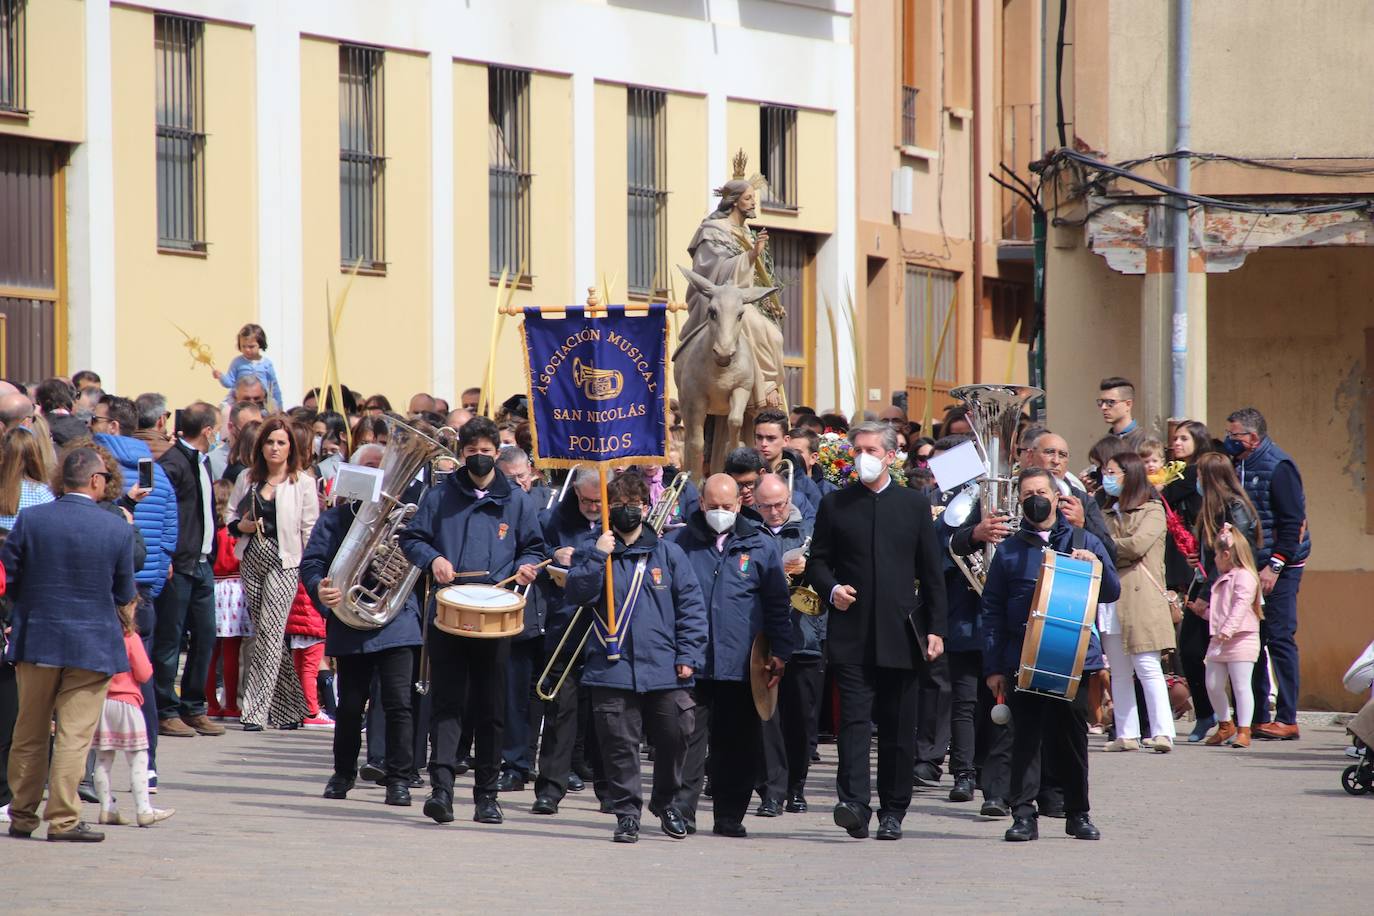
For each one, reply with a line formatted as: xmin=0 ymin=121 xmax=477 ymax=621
xmin=1102 ymin=474 xmax=1122 ymax=497
xmin=1195 ymin=478 xmax=1203 ymax=497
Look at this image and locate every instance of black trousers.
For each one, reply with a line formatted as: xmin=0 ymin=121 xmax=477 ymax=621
xmin=947 ymin=650 xmax=987 ymax=776
xmin=592 ymin=686 xmax=692 ymax=819
xmin=833 ymin=663 xmax=919 ymax=818
xmin=502 ymin=637 xmax=545 ymax=776
xmin=677 ymin=679 xmax=762 ymax=826
xmin=1008 ymin=689 xmax=1090 ymax=819
xmin=779 ymin=657 xmax=824 ymax=796
xmin=368 ymin=648 xmax=428 ymax=777
xmin=915 ymin=653 xmax=952 ymax=772
xmin=534 ymin=664 xmax=607 ymax=802
xmin=334 ymin=647 xmax=414 ymax=786
xmin=427 ymin=629 xmax=509 ymax=800
xmin=1178 ymin=612 xmax=1213 ymax=720
xmin=0 ymin=661 xmax=16 ymax=808
xmin=756 ymin=711 xmax=787 ymax=804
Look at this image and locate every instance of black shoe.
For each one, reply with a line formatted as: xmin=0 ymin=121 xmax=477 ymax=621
xmin=1038 ymin=799 xmax=1067 ymax=818
xmin=77 ymin=782 xmax=99 ymax=804
xmin=659 ymin=806 xmax=688 ymax=839
xmin=8 ymin=824 xmax=33 ymax=839
xmin=385 ymin=783 xmax=412 ymax=807
xmin=810 ymin=749 xmax=821 ymax=763
xmin=473 ymin=796 xmax=504 ymax=824
xmin=407 ymin=772 xmax=426 ymax=789
xmin=913 ymin=761 xmax=942 ymax=787
xmin=531 ymin=795 xmax=559 ymax=816
xmin=712 ymin=819 xmax=748 ymax=838
xmin=242 ymin=722 xmax=264 ymax=732
xmin=453 ymin=756 xmax=473 ymax=776
xmin=1004 ymin=814 xmax=1039 ymax=842
xmin=785 ymin=793 xmax=808 ymax=813
xmin=875 ymin=813 xmax=903 ymax=841
xmin=47 ymin=822 xmax=105 ymax=843
xmin=323 ymin=775 xmax=355 ymax=799
xmin=424 ymin=789 xmax=454 ymax=824
xmin=832 ymin=802 xmax=870 ymax=839
xmin=599 ymin=798 xmax=614 ymax=814
xmin=702 ymin=778 xmax=713 ymax=799
xmin=360 ymin=762 xmax=386 ymax=785
xmin=949 ymin=773 xmax=976 ymax=803
xmin=755 ymin=798 xmax=782 ymax=818
xmin=980 ymin=797 xmax=1011 ymax=818
xmin=497 ymin=770 xmax=527 ymax=793
xmin=613 ymin=815 xmax=640 ymax=843
xmin=1065 ymin=812 xmax=1101 ymax=840
xmin=566 ymin=772 xmax=585 ymax=793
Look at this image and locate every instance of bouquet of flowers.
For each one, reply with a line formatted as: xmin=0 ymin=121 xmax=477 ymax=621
xmin=815 ymin=433 xmax=908 ymax=487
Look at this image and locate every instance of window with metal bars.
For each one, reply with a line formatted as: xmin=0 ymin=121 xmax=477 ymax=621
xmin=339 ymin=44 xmax=385 ymax=270
xmin=905 ymin=266 xmax=958 ymax=383
xmin=770 ymin=229 xmax=814 ymax=409
xmin=760 ymin=104 xmax=797 ymax=210
xmin=627 ymin=87 xmax=667 ymax=299
xmin=901 ymin=85 xmax=919 ymax=147
xmin=0 ymin=0 xmax=24 ymax=114
xmin=155 ymin=14 xmax=205 ymax=251
xmin=489 ymin=66 xmax=531 ymax=283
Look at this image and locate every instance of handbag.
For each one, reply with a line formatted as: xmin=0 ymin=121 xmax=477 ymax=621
xmin=1138 ymin=562 xmax=1184 ymax=625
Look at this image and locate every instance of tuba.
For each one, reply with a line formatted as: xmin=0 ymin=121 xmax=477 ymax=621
xmin=328 ymin=417 xmax=457 ymax=630
xmin=943 ymin=384 xmax=1043 ymax=594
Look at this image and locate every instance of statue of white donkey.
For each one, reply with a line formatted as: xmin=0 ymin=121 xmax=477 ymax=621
xmin=673 ymin=266 xmax=778 ymax=480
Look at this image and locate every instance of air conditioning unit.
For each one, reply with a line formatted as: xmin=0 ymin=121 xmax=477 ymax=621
xmin=891 ymin=166 xmax=914 ymax=215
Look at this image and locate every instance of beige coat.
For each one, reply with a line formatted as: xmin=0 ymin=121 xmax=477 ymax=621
xmin=227 ymin=472 xmax=319 ymax=569
xmin=1105 ymin=500 xmax=1176 ymax=654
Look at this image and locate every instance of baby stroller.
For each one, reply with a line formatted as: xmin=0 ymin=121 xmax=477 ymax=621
xmin=1341 ymin=643 xmax=1374 ymax=796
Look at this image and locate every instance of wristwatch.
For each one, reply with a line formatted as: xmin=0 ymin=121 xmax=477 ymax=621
xmin=1268 ymin=558 xmax=1285 ymax=574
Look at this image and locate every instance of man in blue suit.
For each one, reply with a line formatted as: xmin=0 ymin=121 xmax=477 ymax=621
xmin=2 ymin=448 xmax=137 ymax=843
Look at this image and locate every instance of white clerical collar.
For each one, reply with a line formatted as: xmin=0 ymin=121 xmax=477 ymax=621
xmin=865 ymin=475 xmax=892 ymax=495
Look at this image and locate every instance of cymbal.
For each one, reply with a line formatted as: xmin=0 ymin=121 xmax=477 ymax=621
xmin=750 ymin=632 xmax=778 ymax=721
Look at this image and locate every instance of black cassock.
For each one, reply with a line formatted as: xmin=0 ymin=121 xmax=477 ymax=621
xmin=804 ymin=478 xmax=950 ymax=822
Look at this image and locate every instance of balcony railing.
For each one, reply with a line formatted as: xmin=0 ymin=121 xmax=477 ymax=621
xmin=996 ymin=102 xmax=1040 ymax=242
xmin=901 ymin=85 xmax=918 ymax=148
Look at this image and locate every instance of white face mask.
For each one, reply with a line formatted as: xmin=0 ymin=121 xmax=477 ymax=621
xmin=705 ymin=508 xmax=737 ymax=533
xmin=856 ymin=451 xmax=886 ymax=485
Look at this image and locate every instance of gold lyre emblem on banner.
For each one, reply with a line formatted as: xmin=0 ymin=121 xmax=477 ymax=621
xmin=572 ymin=358 xmax=623 ymax=401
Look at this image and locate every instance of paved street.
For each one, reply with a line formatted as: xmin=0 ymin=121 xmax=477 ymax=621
xmin=5 ymin=719 xmax=1370 ymax=914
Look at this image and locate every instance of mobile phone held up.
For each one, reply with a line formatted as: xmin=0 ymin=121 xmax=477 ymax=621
xmin=138 ymin=457 xmax=154 ymax=489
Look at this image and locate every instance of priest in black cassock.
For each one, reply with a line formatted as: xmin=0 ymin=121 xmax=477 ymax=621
xmin=805 ymin=421 xmax=948 ymax=842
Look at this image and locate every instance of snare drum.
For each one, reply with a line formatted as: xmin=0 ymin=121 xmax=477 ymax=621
xmin=1016 ymin=551 xmax=1102 ymax=701
xmin=434 ymin=585 xmax=525 ymax=638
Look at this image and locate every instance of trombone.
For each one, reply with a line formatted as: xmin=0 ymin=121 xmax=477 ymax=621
xmin=535 ymin=467 xmax=687 ymax=702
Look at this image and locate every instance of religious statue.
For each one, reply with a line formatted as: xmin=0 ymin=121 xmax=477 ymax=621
xmin=681 ymin=150 xmax=788 ymax=411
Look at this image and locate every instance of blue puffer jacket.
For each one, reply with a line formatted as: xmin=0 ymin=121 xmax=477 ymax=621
xmin=565 ymin=527 xmax=708 ymax=693
xmin=1236 ymin=437 xmax=1311 ymax=566
xmin=981 ymin=518 xmax=1120 ymax=679
xmin=668 ymin=512 xmax=794 ymax=681
xmin=94 ymin=432 xmax=178 ymax=597
xmin=758 ymin=509 xmax=824 ymax=658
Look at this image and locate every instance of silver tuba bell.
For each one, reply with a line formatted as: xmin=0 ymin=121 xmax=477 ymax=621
xmin=943 ymin=383 xmax=1043 ymax=594
xmin=327 ymin=417 xmax=457 ymax=630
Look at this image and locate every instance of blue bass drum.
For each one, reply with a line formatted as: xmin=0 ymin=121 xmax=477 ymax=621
xmin=1015 ymin=551 xmax=1102 ymax=701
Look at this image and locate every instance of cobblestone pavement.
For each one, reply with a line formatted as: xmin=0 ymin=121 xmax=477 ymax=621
xmin=4 ymin=719 xmax=1370 ymax=914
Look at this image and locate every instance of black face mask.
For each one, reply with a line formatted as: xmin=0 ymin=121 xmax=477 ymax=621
xmin=465 ymin=454 xmax=495 ymax=479
xmin=609 ymin=505 xmax=643 ymax=534
xmin=1022 ymin=494 xmax=1053 ymax=525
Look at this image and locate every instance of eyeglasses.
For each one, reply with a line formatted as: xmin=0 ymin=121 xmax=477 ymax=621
xmin=92 ymin=471 xmax=111 ymax=482
xmin=1038 ymin=448 xmax=1070 ymax=460
xmin=1095 ymin=398 xmax=1123 ymax=408
xmin=736 ymin=480 xmax=757 ymax=491
xmin=756 ymin=500 xmax=788 ymax=512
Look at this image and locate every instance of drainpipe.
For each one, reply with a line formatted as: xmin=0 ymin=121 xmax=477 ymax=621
xmin=971 ymin=0 xmax=985 ymax=381
xmin=1171 ymin=0 xmax=1192 ymax=419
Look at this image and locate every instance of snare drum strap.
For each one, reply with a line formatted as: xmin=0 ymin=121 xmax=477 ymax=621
xmin=591 ymin=558 xmax=649 ymax=658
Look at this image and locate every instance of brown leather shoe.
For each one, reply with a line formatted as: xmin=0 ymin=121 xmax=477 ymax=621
xmin=1253 ymin=721 xmax=1299 ymax=741
xmin=1232 ymin=726 xmax=1252 ymax=748
xmin=158 ymin=718 xmax=197 ymax=738
xmin=1203 ymin=721 xmax=1236 ymax=746
xmin=182 ymin=714 xmax=226 ymax=736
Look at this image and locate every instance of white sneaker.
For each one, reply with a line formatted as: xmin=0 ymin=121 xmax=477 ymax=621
xmin=1103 ymin=738 xmax=1139 ymax=752
xmin=1346 ymin=746 xmax=1362 ymax=759
xmin=0 ymin=803 xmax=10 ymax=823
xmin=1150 ymin=735 xmax=1174 ymax=754
xmin=148 ymin=770 xmax=158 ymax=795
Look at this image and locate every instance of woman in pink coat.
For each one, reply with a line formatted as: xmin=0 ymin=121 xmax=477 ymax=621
xmin=1202 ymin=525 xmax=1263 ymax=748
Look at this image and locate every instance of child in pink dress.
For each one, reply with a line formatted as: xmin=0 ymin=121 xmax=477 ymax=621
xmin=1202 ymin=525 xmax=1263 ymax=749
xmin=93 ymin=601 xmax=175 ymax=826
